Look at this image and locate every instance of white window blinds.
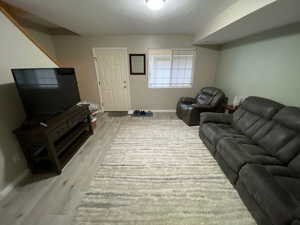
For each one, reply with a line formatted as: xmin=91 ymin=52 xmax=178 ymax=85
xmin=148 ymin=49 xmax=195 ymax=88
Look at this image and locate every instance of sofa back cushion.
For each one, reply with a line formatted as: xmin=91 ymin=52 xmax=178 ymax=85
xmin=233 ymin=97 xmax=284 ymax=137
xmin=274 ymin=107 xmax=300 ymax=132
xmin=289 ymin=154 xmax=300 ymax=174
xmin=233 ymin=98 xmax=300 ymax=171
xmin=255 ymin=107 xmax=300 ymax=165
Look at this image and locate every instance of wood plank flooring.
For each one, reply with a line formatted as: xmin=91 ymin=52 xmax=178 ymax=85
xmin=0 ymin=112 xmax=178 ymax=225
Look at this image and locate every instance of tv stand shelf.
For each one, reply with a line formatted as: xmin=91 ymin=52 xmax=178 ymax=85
xmin=14 ymin=105 xmax=93 ymax=174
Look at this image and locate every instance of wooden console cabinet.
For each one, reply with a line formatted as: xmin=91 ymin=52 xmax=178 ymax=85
xmin=14 ymin=104 xmax=93 ymax=174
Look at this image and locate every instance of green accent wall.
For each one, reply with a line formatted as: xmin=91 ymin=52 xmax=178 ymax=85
xmin=216 ymin=23 xmax=300 ymax=107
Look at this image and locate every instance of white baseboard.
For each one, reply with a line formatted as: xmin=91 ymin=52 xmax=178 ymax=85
xmin=151 ymin=109 xmax=176 ymax=112
xmin=128 ymin=109 xmax=176 ymax=114
xmin=0 ymin=169 xmax=30 ymax=200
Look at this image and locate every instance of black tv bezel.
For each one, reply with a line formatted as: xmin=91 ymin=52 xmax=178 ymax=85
xmin=11 ymin=67 xmax=81 ymax=120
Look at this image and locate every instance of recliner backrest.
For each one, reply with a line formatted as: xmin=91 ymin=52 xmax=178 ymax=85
xmin=195 ymin=87 xmax=225 ymax=107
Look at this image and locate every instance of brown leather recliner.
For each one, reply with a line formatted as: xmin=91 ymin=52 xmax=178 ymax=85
xmin=176 ymin=87 xmax=227 ymax=126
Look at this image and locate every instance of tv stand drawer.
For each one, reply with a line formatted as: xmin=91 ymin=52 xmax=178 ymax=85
xmin=47 ymin=105 xmax=89 ymax=140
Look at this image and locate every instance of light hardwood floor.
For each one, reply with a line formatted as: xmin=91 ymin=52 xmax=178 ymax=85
xmin=0 ymin=112 xmax=178 ymax=225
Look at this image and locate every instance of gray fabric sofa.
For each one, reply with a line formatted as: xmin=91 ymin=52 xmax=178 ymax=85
xmin=199 ymin=96 xmax=300 ymax=225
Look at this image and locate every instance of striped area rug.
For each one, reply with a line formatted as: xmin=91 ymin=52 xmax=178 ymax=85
xmin=74 ymin=119 xmax=256 ymax=225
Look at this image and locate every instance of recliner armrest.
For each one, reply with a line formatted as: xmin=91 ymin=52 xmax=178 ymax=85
xmin=192 ymin=104 xmax=215 ymax=109
xmin=179 ymin=97 xmax=196 ymax=104
xmin=200 ymin=112 xmax=232 ymax=126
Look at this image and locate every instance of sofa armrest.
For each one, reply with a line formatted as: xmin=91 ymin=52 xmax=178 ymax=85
xmin=293 ymin=207 xmax=300 ymax=220
xmin=200 ymin=112 xmax=232 ymax=126
xmin=291 ymin=219 xmax=300 ymax=225
xmin=179 ymin=97 xmax=195 ymax=104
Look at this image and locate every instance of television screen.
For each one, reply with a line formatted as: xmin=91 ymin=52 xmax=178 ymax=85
xmin=12 ymin=68 xmax=81 ymax=120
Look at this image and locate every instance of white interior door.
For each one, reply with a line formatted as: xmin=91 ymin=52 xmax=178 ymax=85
xmin=93 ymin=48 xmax=131 ymax=111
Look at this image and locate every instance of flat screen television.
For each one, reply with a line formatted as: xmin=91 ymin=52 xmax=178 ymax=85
xmin=12 ymin=68 xmax=81 ymax=120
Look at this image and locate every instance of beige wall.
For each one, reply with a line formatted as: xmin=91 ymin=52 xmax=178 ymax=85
xmin=24 ymin=27 xmax=57 ymax=60
xmin=53 ymin=35 xmax=220 ymax=110
xmin=216 ymin=23 xmax=300 ymax=107
xmin=0 ymin=10 xmax=57 ymax=195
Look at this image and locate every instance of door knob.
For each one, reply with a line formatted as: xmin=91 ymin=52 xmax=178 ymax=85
xmin=124 ymin=86 xmax=127 ymax=88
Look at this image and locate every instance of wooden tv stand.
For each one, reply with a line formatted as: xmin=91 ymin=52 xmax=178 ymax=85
xmin=14 ymin=104 xmax=93 ymax=174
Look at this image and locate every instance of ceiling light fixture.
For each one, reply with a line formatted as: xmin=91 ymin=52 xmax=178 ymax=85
xmin=145 ymin=0 xmax=166 ymax=11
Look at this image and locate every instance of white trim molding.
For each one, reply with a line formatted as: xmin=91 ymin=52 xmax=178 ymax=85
xmin=92 ymin=47 xmax=132 ymax=112
xmin=128 ymin=109 xmax=176 ymax=114
xmin=151 ymin=109 xmax=176 ymax=112
xmin=0 ymin=169 xmax=30 ymax=200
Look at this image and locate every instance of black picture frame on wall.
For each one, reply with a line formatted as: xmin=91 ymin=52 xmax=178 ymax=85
xmin=129 ymin=54 xmax=146 ymax=75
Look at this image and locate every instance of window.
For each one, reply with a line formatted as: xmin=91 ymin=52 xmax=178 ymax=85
xmin=148 ymin=49 xmax=195 ymax=88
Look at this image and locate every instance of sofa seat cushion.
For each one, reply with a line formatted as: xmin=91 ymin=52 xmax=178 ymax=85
xmin=239 ymin=164 xmax=299 ymax=225
xmin=201 ymin=123 xmax=244 ymax=147
xmin=216 ymin=138 xmax=282 ymax=174
xmin=263 ymin=165 xmax=300 ymax=202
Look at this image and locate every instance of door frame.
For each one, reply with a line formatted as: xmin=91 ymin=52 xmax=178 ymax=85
xmin=92 ymin=47 xmax=132 ymax=112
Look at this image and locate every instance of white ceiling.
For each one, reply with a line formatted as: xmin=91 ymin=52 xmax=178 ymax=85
xmin=3 ymin=0 xmax=238 ymax=36
xmin=4 ymin=0 xmax=300 ymax=44
xmin=194 ymin=0 xmax=300 ymax=44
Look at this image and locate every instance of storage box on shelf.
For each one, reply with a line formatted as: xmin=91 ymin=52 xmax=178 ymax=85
xmin=90 ymin=110 xmax=99 ymax=131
